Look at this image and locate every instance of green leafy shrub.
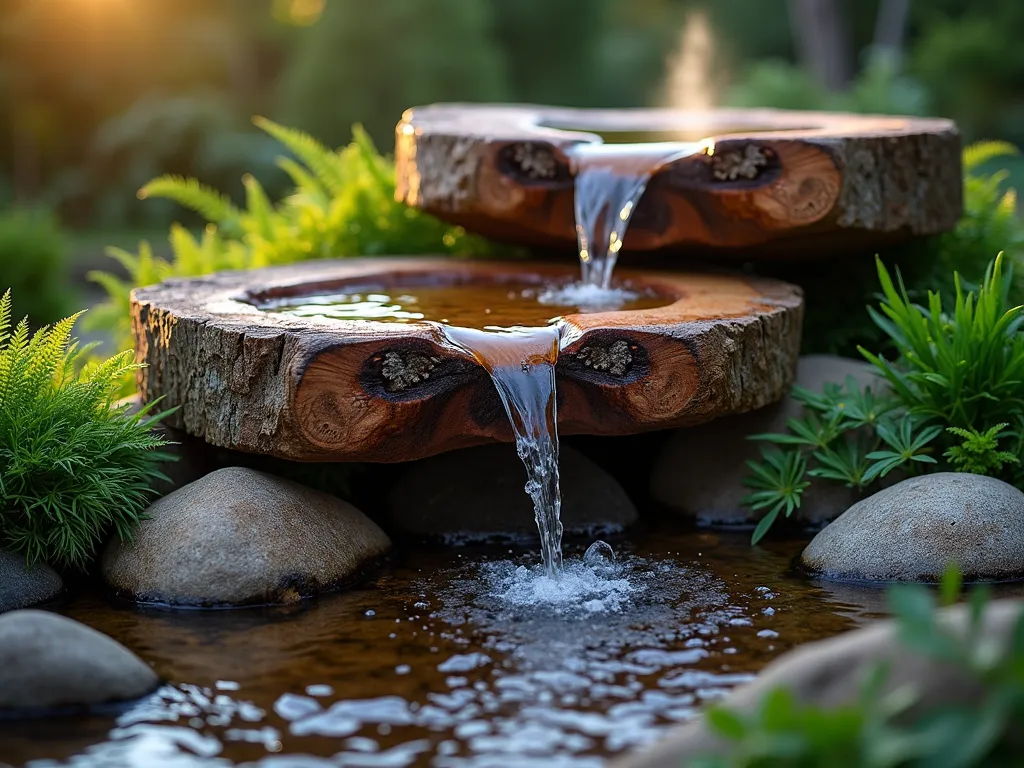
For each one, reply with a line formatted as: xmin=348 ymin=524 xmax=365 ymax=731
xmin=87 ymin=118 xmax=506 ymax=354
xmin=744 ymin=252 xmax=1024 ymax=543
xmin=0 ymin=207 xmax=73 ymax=325
xmin=693 ymin=568 xmax=1024 ymax=767
xmin=0 ymin=291 xmax=170 ymax=568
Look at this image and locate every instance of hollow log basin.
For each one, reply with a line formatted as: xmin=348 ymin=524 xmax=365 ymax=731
xmin=7 ymin=523 xmax=1024 ymax=767
xmin=132 ymin=258 xmax=803 ymax=463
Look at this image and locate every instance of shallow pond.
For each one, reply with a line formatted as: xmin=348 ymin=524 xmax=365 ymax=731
xmin=0 ymin=526 xmax=935 ymax=768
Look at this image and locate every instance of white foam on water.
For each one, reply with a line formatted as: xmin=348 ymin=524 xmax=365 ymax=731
xmin=485 ymin=558 xmax=633 ymax=614
xmin=537 ymin=282 xmax=640 ymax=312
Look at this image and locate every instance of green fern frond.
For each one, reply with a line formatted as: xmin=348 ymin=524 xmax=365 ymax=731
xmin=0 ymin=293 xmax=170 ymax=568
xmin=253 ymin=116 xmax=345 ymax=195
xmin=276 ymin=157 xmax=328 ymax=205
xmin=140 ymin=175 xmax=241 ymax=225
xmin=0 ymin=290 xmax=11 ymax=347
xmin=963 ymin=141 xmax=1019 ymax=173
xmin=242 ymin=174 xmax=275 ymax=240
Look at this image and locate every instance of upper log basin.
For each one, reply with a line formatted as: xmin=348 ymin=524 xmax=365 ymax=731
xmin=395 ymin=104 xmax=962 ymax=256
xmin=131 ymin=258 xmax=803 ymax=463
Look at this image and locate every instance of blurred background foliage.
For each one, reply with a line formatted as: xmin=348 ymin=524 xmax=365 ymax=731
xmin=0 ymin=0 xmax=1021 ymax=333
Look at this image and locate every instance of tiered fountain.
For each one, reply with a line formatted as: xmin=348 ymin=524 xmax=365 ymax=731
xmin=134 ymin=104 xmax=959 ymax=576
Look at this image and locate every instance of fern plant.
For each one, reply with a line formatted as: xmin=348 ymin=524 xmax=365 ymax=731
xmin=87 ymin=119 xmax=507 ymax=355
xmin=744 ymin=253 xmax=1024 ymax=543
xmin=0 ymin=291 xmax=171 ymax=568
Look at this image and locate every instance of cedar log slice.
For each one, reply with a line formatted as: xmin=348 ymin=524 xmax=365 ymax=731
xmin=132 ymin=258 xmax=802 ymax=463
xmin=395 ymin=104 xmax=962 ymax=255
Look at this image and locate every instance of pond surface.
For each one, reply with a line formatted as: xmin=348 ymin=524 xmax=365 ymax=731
xmin=1 ymin=526 xmax=906 ymax=768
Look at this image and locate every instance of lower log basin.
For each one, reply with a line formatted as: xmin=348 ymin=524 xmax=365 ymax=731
xmin=131 ymin=258 xmax=803 ymax=463
xmin=12 ymin=524 xmax=1021 ymax=767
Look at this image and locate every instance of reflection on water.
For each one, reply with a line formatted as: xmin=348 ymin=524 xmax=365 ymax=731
xmin=1 ymin=528 xmax=923 ymax=768
xmin=256 ymin=282 xmax=667 ymax=329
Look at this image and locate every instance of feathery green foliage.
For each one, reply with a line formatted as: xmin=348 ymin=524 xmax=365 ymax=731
xmin=693 ymin=568 xmax=1024 ymax=768
xmin=944 ymin=424 xmax=1020 ymax=475
xmin=87 ymin=119 xmax=508 ymax=355
xmin=744 ymin=253 xmax=1024 ymax=542
xmin=0 ymin=291 xmax=171 ymax=568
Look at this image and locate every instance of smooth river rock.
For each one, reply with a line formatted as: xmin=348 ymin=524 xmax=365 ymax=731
xmin=382 ymin=444 xmax=637 ymax=537
xmin=615 ymin=598 xmax=1024 ymax=767
xmin=0 ymin=549 xmax=62 ymax=613
xmin=102 ymin=467 xmax=391 ymax=606
xmin=802 ymin=472 xmax=1024 ymax=582
xmin=0 ymin=610 xmax=158 ymax=712
xmin=651 ymin=355 xmax=879 ymax=526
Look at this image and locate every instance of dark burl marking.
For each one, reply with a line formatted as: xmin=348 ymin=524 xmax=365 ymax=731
xmin=380 ymin=350 xmax=442 ymax=392
xmin=359 ymin=343 xmax=481 ymax=403
xmin=498 ymin=141 xmax=571 ymax=183
xmin=575 ymin=340 xmax=633 ymax=377
xmin=560 ymin=334 xmax=651 ymax=387
xmin=711 ymin=144 xmax=770 ymax=181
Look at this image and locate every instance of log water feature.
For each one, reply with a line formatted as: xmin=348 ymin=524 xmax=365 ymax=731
xmin=3 ymin=106 xmax=979 ymax=768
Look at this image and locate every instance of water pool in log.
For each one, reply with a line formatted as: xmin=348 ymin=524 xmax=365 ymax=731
xmin=6 ymin=524 xmax=1002 ymax=768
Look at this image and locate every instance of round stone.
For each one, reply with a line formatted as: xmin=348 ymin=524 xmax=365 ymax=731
xmin=0 ymin=610 xmax=158 ymax=712
xmin=0 ymin=549 xmax=62 ymax=613
xmin=801 ymin=473 xmax=1024 ymax=581
xmin=102 ymin=467 xmax=391 ymax=606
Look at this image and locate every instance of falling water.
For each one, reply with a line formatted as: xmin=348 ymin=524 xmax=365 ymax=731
xmin=568 ymin=141 xmax=702 ymax=289
xmin=441 ymin=325 xmax=564 ymax=576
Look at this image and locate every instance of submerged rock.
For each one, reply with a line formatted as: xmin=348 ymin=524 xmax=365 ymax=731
xmin=382 ymin=444 xmax=637 ymax=538
xmin=102 ymin=467 xmax=391 ymax=606
xmin=650 ymin=354 xmax=879 ymax=527
xmin=802 ymin=472 xmax=1024 ymax=582
xmin=615 ymin=598 xmax=1024 ymax=767
xmin=0 ymin=549 xmax=62 ymax=613
xmin=0 ymin=610 xmax=158 ymax=712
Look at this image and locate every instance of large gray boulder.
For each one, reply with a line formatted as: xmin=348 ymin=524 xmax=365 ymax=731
xmin=651 ymin=355 xmax=879 ymax=526
xmin=102 ymin=467 xmax=391 ymax=606
xmin=802 ymin=473 xmax=1024 ymax=582
xmin=0 ymin=610 xmax=158 ymax=711
xmin=382 ymin=444 xmax=637 ymax=537
xmin=615 ymin=599 xmax=1024 ymax=767
xmin=0 ymin=549 xmax=62 ymax=613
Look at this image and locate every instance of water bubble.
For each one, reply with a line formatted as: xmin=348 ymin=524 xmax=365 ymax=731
xmin=584 ymin=540 xmax=616 ymax=565
xmin=364 ymin=609 xmax=376 ymax=617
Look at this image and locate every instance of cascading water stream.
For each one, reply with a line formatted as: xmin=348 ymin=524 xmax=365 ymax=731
xmin=568 ymin=141 xmax=702 ymax=288
xmin=440 ymin=325 xmax=564 ymax=577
